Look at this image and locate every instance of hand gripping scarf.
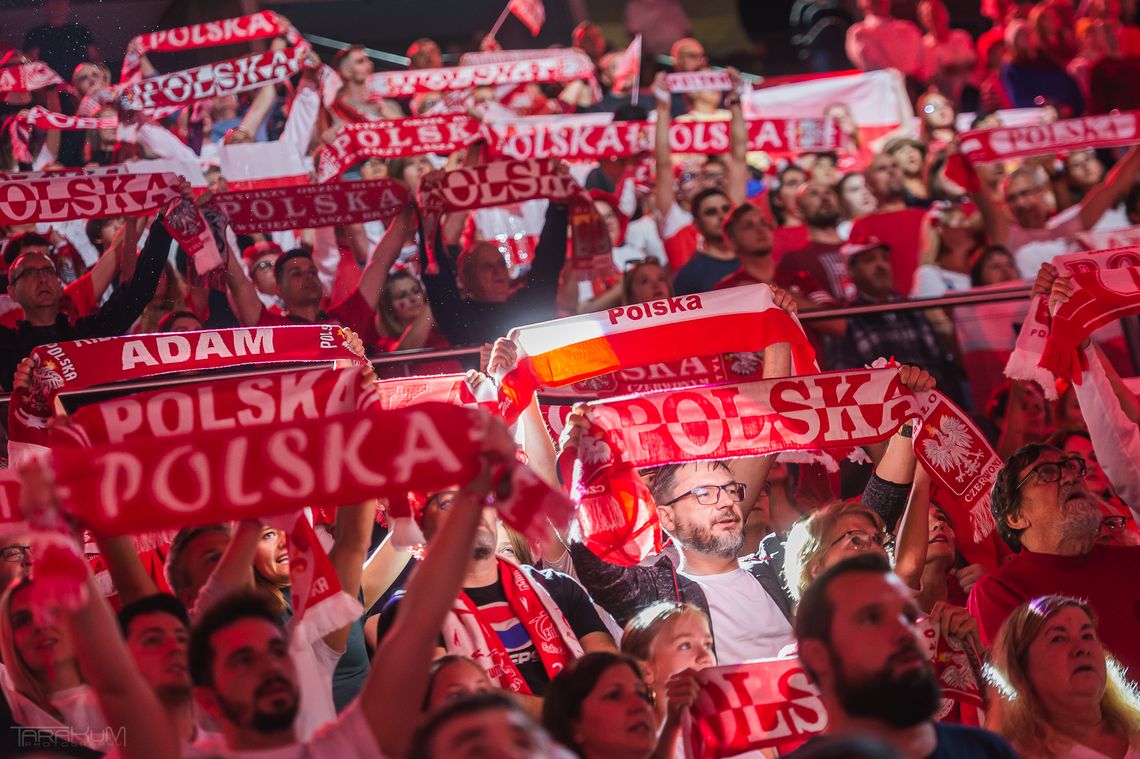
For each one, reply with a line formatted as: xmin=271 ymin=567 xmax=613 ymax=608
xmin=567 ymin=367 xmax=1004 ymax=567
xmin=442 ymin=557 xmax=584 ymax=694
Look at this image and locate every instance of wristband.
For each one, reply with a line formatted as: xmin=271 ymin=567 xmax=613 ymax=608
xmin=898 ymin=423 xmax=914 ymax=438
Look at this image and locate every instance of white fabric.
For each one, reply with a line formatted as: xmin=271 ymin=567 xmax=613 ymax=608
xmin=659 ymin=201 xmax=694 ymax=241
xmin=676 ymin=566 xmax=794 ymax=665
xmin=289 ymin=632 xmax=345 ymax=741
xmin=183 ymin=700 xmax=384 ymax=759
xmin=1091 ymin=205 xmax=1130 ymax=233
xmin=624 ymin=215 xmax=668 ymax=264
xmin=1074 ymin=345 xmax=1140 ymax=514
xmin=138 ymin=121 xmax=202 ymax=163
xmin=1009 ymin=204 xmax=1083 ymax=279
xmin=1064 ymin=744 xmax=1140 ymax=759
xmin=281 ymin=78 xmax=321 ymax=157
xmin=911 ymin=265 xmax=971 ymax=298
xmin=0 ymin=666 xmax=111 ymax=752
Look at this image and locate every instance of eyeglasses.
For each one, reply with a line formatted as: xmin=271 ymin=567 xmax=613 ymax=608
xmin=1015 ymin=456 xmax=1088 ymax=490
xmin=0 ymin=545 xmax=31 ymax=563
xmin=829 ymin=530 xmax=892 ymax=552
xmin=10 ymin=265 xmax=57 ymax=285
xmin=427 ymin=490 xmax=460 ymax=511
xmin=253 ymin=260 xmax=274 ymax=272
xmin=662 ymin=482 xmax=746 ymax=507
xmin=1101 ymin=516 xmax=1127 ymax=534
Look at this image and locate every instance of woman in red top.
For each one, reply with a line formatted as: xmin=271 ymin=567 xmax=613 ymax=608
xmin=377 ymin=270 xmax=462 ymax=375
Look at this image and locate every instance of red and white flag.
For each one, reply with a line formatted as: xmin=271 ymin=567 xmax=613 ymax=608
xmin=509 ymin=0 xmax=546 ymax=36
xmin=613 ymin=34 xmax=642 ymax=93
xmin=499 ymin=284 xmax=817 ymax=420
xmin=683 ymin=657 xmax=827 ymax=758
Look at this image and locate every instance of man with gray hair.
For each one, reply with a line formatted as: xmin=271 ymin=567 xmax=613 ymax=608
xmin=972 ymin=145 xmax=1140 ymax=278
xmin=967 ymin=443 xmax=1140 ymax=675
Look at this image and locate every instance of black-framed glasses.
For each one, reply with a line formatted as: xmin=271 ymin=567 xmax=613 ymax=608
xmin=829 ymin=530 xmax=892 ymax=552
xmin=1101 ymin=515 xmax=1127 ymax=534
xmin=0 ymin=545 xmax=31 ymax=563
xmin=1015 ymin=456 xmax=1088 ymax=490
xmin=427 ymin=489 xmax=460 ymax=511
xmin=662 ymin=482 xmax=746 ymax=507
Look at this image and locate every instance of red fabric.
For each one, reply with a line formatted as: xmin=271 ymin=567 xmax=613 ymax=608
xmin=1038 ymin=266 xmax=1140 ymax=384
xmin=959 ymin=110 xmax=1140 ymax=163
xmin=665 ymin=224 xmax=701 ymax=271
xmin=0 ymin=172 xmax=182 ymax=226
xmin=0 ymin=62 xmax=62 ymax=93
xmin=317 ymin=116 xmax=483 ymax=181
xmin=508 ymin=0 xmax=546 ymax=36
xmin=213 ymin=179 xmax=411 ymax=233
xmin=366 ymin=52 xmax=594 ymax=98
xmin=485 ymin=119 xmax=843 ymax=161
xmin=771 ymin=225 xmax=810 ymax=267
xmin=848 ymin=209 xmax=926 ymax=299
xmin=257 ymin=290 xmax=381 ymax=349
xmin=667 ymin=71 xmax=733 ymax=92
xmin=968 ymin=544 xmax=1140 ymax=676
xmin=118 ymin=47 xmax=311 ymax=111
xmin=454 ymin=559 xmax=571 ymax=695
xmin=121 ymin=11 xmax=298 ymax=83
xmin=572 ymin=368 xmax=1005 ymax=567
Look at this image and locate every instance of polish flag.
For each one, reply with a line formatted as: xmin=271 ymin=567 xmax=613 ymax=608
xmin=509 ymin=0 xmax=546 ymax=36
xmin=218 ymin=141 xmax=311 ymax=191
xmin=499 ymin=284 xmax=817 ymax=418
xmin=613 ymin=34 xmax=642 ymax=93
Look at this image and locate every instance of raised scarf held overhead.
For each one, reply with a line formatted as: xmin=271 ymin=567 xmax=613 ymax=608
xmin=18 ymin=106 xmax=118 ymax=131
xmin=1006 ymin=245 xmax=1140 ymax=398
xmin=317 ymin=115 xmax=483 ymax=182
xmin=212 ymin=179 xmax=412 ymax=234
xmin=484 ymin=118 xmax=841 ymax=161
xmin=121 ymin=11 xmax=301 ymax=83
xmin=0 ymin=62 xmax=62 ymax=94
xmin=683 ymin=657 xmax=827 ymax=759
xmin=365 ymin=50 xmax=593 ymax=98
xmin=958 ymin=111 xmax=1140 ymax=164
xmin=0 ymin=171 xmax=183 ymax=226
xmin=119 ymin=46 xmax=312 ymax=111
xmin=499 ymin=284 xmax=818 ymax=424
xmin=667 ymin=71 xmax=735 ymax=93
xmin=571 ymin=367 xmax=1004 ymax=567
xmin=443 ymin=558 xmax=583 ymax=694
xmin=9 ymin=325 xmax=361 ymax=457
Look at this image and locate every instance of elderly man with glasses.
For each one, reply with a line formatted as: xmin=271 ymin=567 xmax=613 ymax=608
xmin=968 ymin=443 xmax=1140 ymax=677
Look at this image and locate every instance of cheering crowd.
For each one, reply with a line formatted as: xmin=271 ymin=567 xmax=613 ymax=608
xmin=3 ymin=0 xmax=1140 ymax=757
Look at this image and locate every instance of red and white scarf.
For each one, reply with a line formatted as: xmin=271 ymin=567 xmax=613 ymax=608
xmin=121 ymin=11 xmax=301 ymax=83
xmin=9 ymin=326 xmax=361 ymax=458
xmin=499 ymin=284 xmax=818 ymax=423
xmin=1006 ymin=245 xmax=1140 ymax=397
xmin=666 ymin=71 xmax=735 ymax=93
xmin=1040 ymin=264 xmax=1140 ymax=383
xmin=443 ymin=557 xmax=583 ymax=694
xmin=365 ymin=51 xmax=593 ymax=98
xmin=212 ymin=179 xmax=412 ymax=234
xmin=274 ymin=510 xmax=361 ymax=646
xmin=683 ymin=657 xmax=827 ymax=759
xmin=1076 ymin=224 xmax=1140 ymax=252
xmin=539 ymin=353 xmax=768 ymax=400
xmin=317 ymin=115 xmax=483 ymax=182
xmin=118 ymin=46 xmax=312 ymax=111
xmin=18 ymin=106 xmax=118 ymax=131
xmin=959 ymin=111 xmax=1140 ymax=164
xmin=0 ymin=171 xmax=183 ymax=226
xmin=570 ymin=367 xmax=1004 ymax=567
xmin=0 ymin=62 xmax=62 ymax=94
xmin=484 ymin=118 xmax=841 ymax=160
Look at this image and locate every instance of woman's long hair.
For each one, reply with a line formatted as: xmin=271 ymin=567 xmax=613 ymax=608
xmin=989 ymin=595 xmax=1140 ymax=758
xmin=0 ymin=578 xmax=63 ymax=720
xmin=379 ymin=270 xmax=420 ymax=339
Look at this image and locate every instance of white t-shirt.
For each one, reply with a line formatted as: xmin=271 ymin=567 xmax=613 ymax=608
xmin=676 ymin=566 xmax=794 ymax=665
xmin=911 ymin=265 xmax=971 ymax=299
xmin=183 ymin=701 xmax=384 ymax=759
xmin=1009 ymin=205 xmax=1083 ymax=279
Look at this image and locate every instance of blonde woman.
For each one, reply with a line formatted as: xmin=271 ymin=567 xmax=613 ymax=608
xmin=989 ymin=595 xmax=1140 ymax=758
xmin=782 ymin=500 xmax=892 ymax=603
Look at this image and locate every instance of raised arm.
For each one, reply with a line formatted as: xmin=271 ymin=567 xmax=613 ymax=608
xmin=228 ymin=80 xmax=277 ymax=145
xmin=725 ymin=68 xmax=747 ymax=208
xmin=357 ymin=205 xmax=415 ymax=310
xmin=967 ymin=165 xmax=1009 ymax=247
xmin=892 ymin=466 xmax=932 ymax=590
xmin=361 ymin=418 xmax=518 ymax=757
xmin=92 ymin=533 xmax=160 ymax=606
xmin=653 ymin=72 xmax=675 ymax=219
xmin=20 ymin=463 xmax=179 ymax=759
xmin=224 ymin=238 xmax=266 ymax=327
xmin=1078 ymin=145 xmax=1140 ymax=230
xmin=322 ymin=501 xmax=375 ymax=652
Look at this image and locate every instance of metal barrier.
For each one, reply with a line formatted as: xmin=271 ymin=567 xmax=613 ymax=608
xmin=0 ymin=285 xmax=1034 ymax=410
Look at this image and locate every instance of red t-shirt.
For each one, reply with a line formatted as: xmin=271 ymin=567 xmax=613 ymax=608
xmin=258 ymin=289 xmax=381 ymax=348
xmin=1 ymin=273 xmax=97 ymax=328
xmin=967 ymin=544 xmax=1140 ymax=676
xmin=848 ymin=209 xmax=927 ymax=297
xmin=771 ymin=225 xmax=810 ymax=268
